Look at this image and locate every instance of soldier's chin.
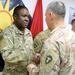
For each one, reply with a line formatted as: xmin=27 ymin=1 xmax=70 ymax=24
xmin=23 ymin=25 xmax=28 ymax=28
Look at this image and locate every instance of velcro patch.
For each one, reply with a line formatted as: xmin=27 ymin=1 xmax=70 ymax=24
xmin=40 ymin=49 xmax=59 ymax=72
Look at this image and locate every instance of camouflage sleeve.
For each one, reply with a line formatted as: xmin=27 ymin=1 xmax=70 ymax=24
xmin=39 ymin=40 xmax=73 ymax=75
xmin=27 ymin=64 xmax=39 ymax=75
xmin=0 ymin=31 xmax=33 ymax=64
xmin=0 ymin=31 xmax=16 ymax=63
xmin=57 ymin=41 xmax=73 ymax=75
xmin=34 ymin=34 xmax=43 ymax=53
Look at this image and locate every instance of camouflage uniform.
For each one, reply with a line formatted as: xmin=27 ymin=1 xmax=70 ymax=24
xmin=0 ymin=24 xmax=34 ymax=75
xmin=34 ymin=29 xmax=50 ymax=53
xmin=28 ymin=25 xmax=75 ymax=75
xmin=27 ymin=29 xmax=50 ymax=75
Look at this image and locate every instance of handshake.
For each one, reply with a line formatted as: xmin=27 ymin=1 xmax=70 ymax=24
xmin=27 ymin=53 xmax=41 ymax=72
xmin=32 ymin=53 xmax=41 ymax=65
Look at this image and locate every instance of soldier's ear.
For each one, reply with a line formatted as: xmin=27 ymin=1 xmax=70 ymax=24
xmin=13 ymin=14 xmax=17 ymax=20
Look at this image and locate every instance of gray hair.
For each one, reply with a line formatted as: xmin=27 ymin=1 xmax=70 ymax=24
xmin=47 ymin=1 xmax=66 ymax=18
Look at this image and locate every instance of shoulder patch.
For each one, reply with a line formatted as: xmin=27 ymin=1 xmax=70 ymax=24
xmin=40 ymin=49 xmax=59 ymax=72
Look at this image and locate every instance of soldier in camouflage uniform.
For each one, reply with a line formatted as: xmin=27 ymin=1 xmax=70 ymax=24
xmin=31 ymin=29 xmax=50 ymax=74
xmin=27 ymin=1 xmax=75 ymax=75
xmin=0 ymin=6 xmax=34 ymax=75
xmin=34 ymin=29 xmax=50 ymax=53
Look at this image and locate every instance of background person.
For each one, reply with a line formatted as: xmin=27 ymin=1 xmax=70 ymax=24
xmin=32 ymin=29 xmax=50 ymax=66
xmin=34 ymin=29 xmax=50 ymax=53
xmin=71 ymin=19 xmax=75 ymax=32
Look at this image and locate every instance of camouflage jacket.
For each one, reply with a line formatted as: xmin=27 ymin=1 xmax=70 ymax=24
xmin=0 ymin=24 xmax=34 ymax=75
xmin=28 ymin=25 xmax=75 ymax=75
xmin=34 ymin=29 xmax=50 ymax=53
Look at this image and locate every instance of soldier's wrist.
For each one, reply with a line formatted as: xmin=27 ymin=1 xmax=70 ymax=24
xmin=27 ymin=63 xmax=36 ymax=72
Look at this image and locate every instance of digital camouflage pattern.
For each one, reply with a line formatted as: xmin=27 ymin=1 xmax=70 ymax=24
xmin=27 ymin=29 xmax=50 ymax=75
xmin=28 ymin=25 xmax=75 ymax=75
xmin=34 ymin=29 xmax=50 ymax=53
xmin=40 ymin=25 xmax=75 ymax=75
xmin=0 ymin=24 xmax=34 ymax=75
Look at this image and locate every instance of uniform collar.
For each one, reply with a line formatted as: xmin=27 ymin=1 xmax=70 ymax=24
xmin=12 ymin=24 xmax=29 ymax=35
xmin=50 ymin=25 xmax=66 ymax=35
